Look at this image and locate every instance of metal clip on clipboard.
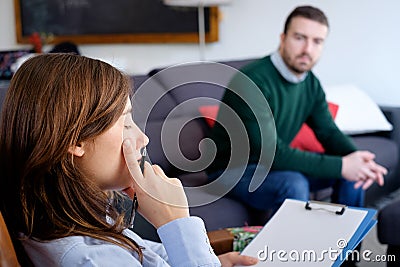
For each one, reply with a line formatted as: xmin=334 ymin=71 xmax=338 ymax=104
xmin=305 ymin=200 xmax=346 ymax=215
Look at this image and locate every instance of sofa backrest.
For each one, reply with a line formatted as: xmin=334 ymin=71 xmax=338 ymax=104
xmin=131 ymin=59 xmax=256 ymax=178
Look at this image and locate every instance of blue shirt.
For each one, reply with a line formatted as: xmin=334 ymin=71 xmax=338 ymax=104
xmin=22 ymin=217 xmax=220 ymax=267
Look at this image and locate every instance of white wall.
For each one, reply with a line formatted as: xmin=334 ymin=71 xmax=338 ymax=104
xmin=1 ymin=0 xmax=400 ymax=105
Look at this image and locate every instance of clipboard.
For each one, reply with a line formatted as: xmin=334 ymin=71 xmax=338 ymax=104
xmin=239 ymin=199 xmax=377 ymax=266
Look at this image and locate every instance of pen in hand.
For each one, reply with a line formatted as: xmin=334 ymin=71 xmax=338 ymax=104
xmin=128 ymin=147 xmax=147 ymax=228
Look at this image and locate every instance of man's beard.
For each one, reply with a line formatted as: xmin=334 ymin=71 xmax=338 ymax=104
xmin=283 ymin=52 xmax=314 ymax=75
xmin=289 ymin=63 xmax=310 ymax=75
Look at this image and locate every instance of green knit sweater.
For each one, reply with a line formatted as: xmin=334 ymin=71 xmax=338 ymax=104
xmin=208 ymin=56 xmax=356 ymax=179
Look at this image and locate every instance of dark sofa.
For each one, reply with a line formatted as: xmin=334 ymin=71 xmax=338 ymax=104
xmin=126 ymin=59 xmax=400 ymax=241
xmin=1 ymin=58 xmax=399 ymax=244
xmin=378 ymin=199 xmax=400 ymax=266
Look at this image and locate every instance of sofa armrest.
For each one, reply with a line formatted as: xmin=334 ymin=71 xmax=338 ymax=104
xmin=380 ymin=106 xmax=400 ymax=150
xmin=378 ymin=199 xmax=400 ymax=245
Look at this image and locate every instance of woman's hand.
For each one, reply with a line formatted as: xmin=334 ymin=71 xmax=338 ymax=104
xmin=122 ymin=139 xmax=189 ymax=228
xmin=218 ymin=252 xmax=258 ymax=266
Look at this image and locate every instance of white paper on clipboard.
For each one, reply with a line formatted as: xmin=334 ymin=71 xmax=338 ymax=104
xmin=239 ymin=199 xmax=376 ymax=266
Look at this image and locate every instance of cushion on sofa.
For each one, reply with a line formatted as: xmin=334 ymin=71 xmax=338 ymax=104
xmin=290 ymin=102 xmax=339 ymax=152
xmin=199 ymin=105 xmax=219 ymax=128
xmin=324 ymin=84 xmax=392 ymax=135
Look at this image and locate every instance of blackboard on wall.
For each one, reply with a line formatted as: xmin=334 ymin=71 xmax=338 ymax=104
xmin=14 ymin=0 xmax=219 ymax=44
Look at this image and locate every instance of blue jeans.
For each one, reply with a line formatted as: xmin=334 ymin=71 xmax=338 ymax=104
xmin=208 ymin=164 xmax=364 ymax=214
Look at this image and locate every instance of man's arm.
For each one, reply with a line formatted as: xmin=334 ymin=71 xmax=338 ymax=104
xmin=308 ymin=86 xmax=387 ymax=188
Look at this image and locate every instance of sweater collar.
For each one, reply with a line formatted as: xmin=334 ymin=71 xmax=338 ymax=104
xmin=270 ymin=51 xmax=307 ymax=83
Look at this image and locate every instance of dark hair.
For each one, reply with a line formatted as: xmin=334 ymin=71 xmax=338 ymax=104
xmin=0 ymin=54 xmax=142 ymax=263
xmin=49 ymin=41 xmax=80 ymax=55
xmin=284 ymin=6 xmax=329 ymax=33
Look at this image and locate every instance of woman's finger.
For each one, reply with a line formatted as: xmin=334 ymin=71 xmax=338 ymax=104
xmin=122 ymin=139 xmax=143 ymax=183
xmin=152 ymin=164 xmax=168 ymax=179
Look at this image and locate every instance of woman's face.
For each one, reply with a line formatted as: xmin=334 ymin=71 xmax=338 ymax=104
xmin=76 ymin=99 xmax=148 ymax=191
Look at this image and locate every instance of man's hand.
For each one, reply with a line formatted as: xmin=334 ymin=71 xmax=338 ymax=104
xmin=342 ymin=151 xmax=387 ymax=189
xmin=218 ymin=252 xmax=258 ymax=267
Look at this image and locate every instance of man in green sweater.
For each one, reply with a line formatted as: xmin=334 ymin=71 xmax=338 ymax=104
xmin=207 ymin=6 xmax=386 ymax=217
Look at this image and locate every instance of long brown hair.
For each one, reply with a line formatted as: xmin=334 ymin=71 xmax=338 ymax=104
xmin=0 ymin=54 xmax=142 ymax=263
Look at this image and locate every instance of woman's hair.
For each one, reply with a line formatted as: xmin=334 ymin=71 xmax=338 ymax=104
xmin=0 ymin=54 xmax=142 ymax=262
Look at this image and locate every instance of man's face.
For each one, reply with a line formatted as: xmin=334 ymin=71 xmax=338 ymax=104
xmin=279 ymin=16 xmax=328 ymax=76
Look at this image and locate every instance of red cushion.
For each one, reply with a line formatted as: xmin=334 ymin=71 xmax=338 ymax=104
xmin=198 ymin=105 xmax=219 ymax=128
xmin=290 ymin=102 xmax=339 ymax=153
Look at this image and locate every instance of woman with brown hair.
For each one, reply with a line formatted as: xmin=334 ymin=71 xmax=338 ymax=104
xmin=0 ymin=54 xmax=257 ymax=266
